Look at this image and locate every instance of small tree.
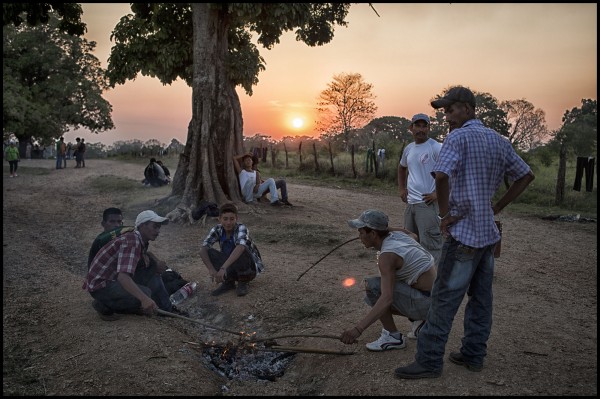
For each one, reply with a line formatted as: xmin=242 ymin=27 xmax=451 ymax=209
xmin=500 ymin=99 xmax=549 ymax=151
xmin=316 ymin=72 xmax=377 ymax=151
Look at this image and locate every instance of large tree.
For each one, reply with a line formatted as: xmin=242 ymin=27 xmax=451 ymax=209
xmin=500 ymin=98 xmax=548 ymax=150
xmin=105 ymin=3 xmax=353 ymax=222
xmin=3 ymin=4 xmax=113 ymax=154
xmin=316 ymin=72 xmax=378 ymax=151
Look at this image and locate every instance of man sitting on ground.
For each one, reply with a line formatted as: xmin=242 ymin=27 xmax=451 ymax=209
xmin=199 ymin=202 xmax=264 ymax=297
xmin=233 ymin=153 xmax=283 ymax=206
xmin=143 ymin=158 xmax=169 ymax=187
xmin=252 ymin=155 xmax=293 ymax=206
xmin=88 ymin=207 xmax=188 ymax=296
xmin=83 ymin=210 xmax=177 ymax=320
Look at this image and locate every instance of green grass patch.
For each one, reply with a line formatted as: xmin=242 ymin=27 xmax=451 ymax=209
xmin=88 ymin=175 xmax=145 ymax=192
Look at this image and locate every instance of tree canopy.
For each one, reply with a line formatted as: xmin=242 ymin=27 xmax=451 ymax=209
xmin=3 ymin=12 xmax=114 ymax=146
xmin=104 ymin=3 xmax=353 ymax=222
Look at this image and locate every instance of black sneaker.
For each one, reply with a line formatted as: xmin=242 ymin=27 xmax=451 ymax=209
xmin=92 ymin=300 xmax=121 ymax=321
xmin=236 ymin=281 xmax=249 ymax=296
xmin=270 ymin=200 xmax=284 ymax=206
xmin=281 ymin=199 xmax=293 ymax=206
xmin=211 ymin=281 xmax=236 ymax=296
xmin=448 ymin=352 xmax=483 ymax=372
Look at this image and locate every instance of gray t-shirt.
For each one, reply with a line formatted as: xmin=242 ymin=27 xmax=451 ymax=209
xmin=379 ymin=231 xmax=434 ymax=285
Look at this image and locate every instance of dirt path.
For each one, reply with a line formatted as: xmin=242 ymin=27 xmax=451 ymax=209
xmin=3 ymin=159 xmax=597 ymax=396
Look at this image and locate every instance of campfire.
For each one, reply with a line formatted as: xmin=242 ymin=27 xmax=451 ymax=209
xmin=158 ymin=309 xmax=355 ymax=382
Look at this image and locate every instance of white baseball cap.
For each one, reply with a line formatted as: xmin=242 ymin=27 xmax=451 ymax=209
xmin=135 ymin=210 xmax=169 ymax=228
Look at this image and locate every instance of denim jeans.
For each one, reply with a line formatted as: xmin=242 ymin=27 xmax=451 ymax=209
xmin=275 ymin=179 xmax=288 ymax=201
xmin=207 ymin=247 xmax=256 ymax=282
xmin=242 ymin=177 xmax=279 ymax=203
xmin=415 ymin=236 xmax=495 ymax=371
xmin=91 ymin=260 xmax=172 ymax=313
xmin=56 ymin=154 xmax=63 ymax=169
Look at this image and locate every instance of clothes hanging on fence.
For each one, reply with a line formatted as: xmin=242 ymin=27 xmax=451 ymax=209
xmin=573 ymin=156 xmax=595 ymax=192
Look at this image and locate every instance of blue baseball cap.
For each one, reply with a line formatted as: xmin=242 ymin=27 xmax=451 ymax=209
xmin=411 ymin=113 xmax=430 ymax=124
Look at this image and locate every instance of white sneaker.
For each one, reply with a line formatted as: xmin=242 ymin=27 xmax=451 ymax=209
xmin=365 ymin=329 xmax=406 ymax=351
xmin=407 ymin=320 xmax=426 ymax=339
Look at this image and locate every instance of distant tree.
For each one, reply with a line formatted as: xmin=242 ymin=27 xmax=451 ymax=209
xmin=106 ymin=3 xmax=354 ymax=223
xmin=316 ymin=72 xmax=378 ymax=151
xmin=2 ymin=3 xmax=86 ymax=36
xmin=551 ymin=99 xmax=597 ymax=204
xmin=429 ymin=109 xmax=449 ymax=141
xmin=143 ymin=139 xmax=164 ymax=156
xmin=3 ymin=7 xmax=113 ymax=156
xmin=500 ymin=99 xmax=549 ymax=151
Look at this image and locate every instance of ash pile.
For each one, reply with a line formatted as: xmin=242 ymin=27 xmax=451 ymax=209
xmin=202 ymin=342 xmax=295 ymax=381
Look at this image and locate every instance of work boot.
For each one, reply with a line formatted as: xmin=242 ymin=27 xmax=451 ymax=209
xmin=92 ymin=300 xmax=121 ymax=321
xmin=236 ymin=281 xmax=249 ymax=296
xmin=211 ymin=281 xmax=236 ymax=296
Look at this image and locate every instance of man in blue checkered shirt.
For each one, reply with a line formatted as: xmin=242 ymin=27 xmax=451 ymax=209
xmin=199 ymin=202 xmax=264 ymax=297
xmin=395 ymin=86 xmax=535 ymax=379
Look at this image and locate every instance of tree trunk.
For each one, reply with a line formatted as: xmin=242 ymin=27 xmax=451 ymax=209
xmin=284 ymin=142 xmax=289 ymax=168
xmin=166 ymin=4 xmax=244 ymax=223
xmin=312 ymin=142 xmax=319 ymax=171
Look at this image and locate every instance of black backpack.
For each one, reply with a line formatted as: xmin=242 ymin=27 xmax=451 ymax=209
xmin=192 ymin=200 xmax=219 ymax=221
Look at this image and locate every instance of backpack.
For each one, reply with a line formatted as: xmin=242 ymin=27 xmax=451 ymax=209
xmin=161 ymin=269 xmax=189 ymax=295
xmin=192 ymin=200 xmax=219 ymax=221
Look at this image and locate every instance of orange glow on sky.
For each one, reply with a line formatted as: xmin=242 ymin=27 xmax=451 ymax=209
xmin=342 ymin=277 xmax=356 ymax=288
xmin=67 ymin=4 xmax=597 ymax=146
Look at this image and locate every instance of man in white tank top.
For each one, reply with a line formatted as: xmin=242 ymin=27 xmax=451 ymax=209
xmin=339 ymin=209 xmax=436 ymax=352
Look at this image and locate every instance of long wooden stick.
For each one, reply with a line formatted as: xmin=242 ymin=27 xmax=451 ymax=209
xmin=257 ymin=345 xmax=355 ymax=355
xmin=296 ymin=237 xmax=360 ymax=281
xmin=250 ymin=333 xmax=341 ymax=343
xmin=156 ymin=309 xmax=245 ymax=337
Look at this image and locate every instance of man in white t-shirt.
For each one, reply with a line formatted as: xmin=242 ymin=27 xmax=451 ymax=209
xmin=398 ymin=113 xmax=443 ymax=265
xmin=233 ymin=153 xmax=283 ymax=206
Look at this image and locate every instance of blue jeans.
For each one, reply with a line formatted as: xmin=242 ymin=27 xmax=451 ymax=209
xmin=90 ymin=261 xmax=172 ymax=313
xmin=56 ymin=154 xmax=63 ymax=169
xmin=415 ymin=236 xmax=495 ymax=371
xmin=207 ymin=247 xmax=256 ymax=282
xmin=242 ymin=177 xmax=279 ymax=203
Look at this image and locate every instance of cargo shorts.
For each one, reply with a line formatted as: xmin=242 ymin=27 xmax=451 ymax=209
xmin=364 ymin=275 xmax=431 ymax=320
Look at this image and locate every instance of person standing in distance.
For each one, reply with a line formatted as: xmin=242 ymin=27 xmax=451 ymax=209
xmin=394 ymin=86 xmax=535 ymax=379
xmin=398 ymin=113 xmax=443 ymax=266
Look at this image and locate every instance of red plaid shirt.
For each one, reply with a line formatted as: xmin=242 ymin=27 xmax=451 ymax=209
xmin=83 ymin=230 xmax=147 ymax=292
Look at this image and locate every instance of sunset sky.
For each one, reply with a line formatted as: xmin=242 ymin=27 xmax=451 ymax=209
xmin=65 ymin=3 xmax=597 ymax=147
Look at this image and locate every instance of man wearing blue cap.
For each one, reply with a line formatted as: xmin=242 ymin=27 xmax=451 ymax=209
xmin=398 ymin=113 xmax=443 ymax=262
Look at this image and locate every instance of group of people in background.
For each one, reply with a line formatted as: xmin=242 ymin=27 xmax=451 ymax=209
xmin=82 ymin=85 xmax=535 ymax=383
xmin=142 ymin=158 xmax=171 ymax=187
xmin=56 ymin=136 xmax=86 ymax=169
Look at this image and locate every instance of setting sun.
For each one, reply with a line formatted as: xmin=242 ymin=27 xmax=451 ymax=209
xmin=291 ymin=117 xmax=304 ymax=129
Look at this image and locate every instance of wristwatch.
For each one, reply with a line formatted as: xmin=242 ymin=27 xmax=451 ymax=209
xmin=437 ymin=212 xmax=450 ymax=221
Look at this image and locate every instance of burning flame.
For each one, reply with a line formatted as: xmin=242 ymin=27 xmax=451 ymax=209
xmin=342 ymin=277 xmax=356 ymax=287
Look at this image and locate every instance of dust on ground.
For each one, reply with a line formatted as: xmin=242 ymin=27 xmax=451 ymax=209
xmin=3 ymin=159 xmax=597 ymax=396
